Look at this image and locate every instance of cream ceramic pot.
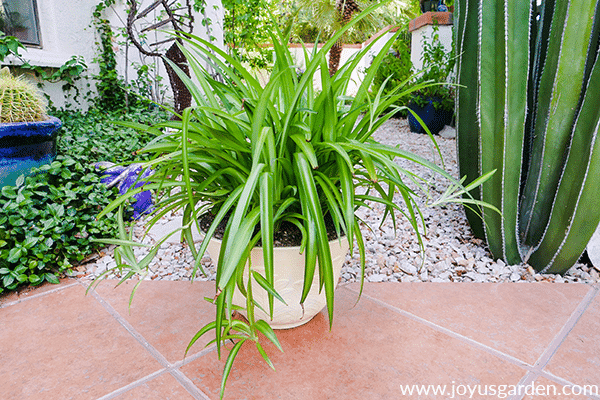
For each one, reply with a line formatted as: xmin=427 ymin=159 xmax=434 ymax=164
xmin=206 ymin=236 xmax=349 ymax=329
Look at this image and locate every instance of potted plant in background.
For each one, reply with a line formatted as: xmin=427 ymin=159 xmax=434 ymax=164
xmin=408 ymin=24 xmax=455 ymax=135
xmin=420 ymin=0 xmax=453 ymax=13
xmin=94 ymin=5 xmax=490 ymax=398
xmin=0 ymin=67 xmax=62 ymax=187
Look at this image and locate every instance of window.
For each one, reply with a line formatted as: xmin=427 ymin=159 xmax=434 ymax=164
xmin=0 ymin=0 xmax=41 ymax=46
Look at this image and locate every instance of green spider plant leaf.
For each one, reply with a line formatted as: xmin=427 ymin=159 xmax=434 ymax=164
xmin=219 ymin=339 xmax=245 ymax=400
xmin=259 ymin=171 xmax=275 ymax=318
xmin=254 ymin=319 xmax=284 ymax=353
xmin=295 ymin=152 xmax=334 ymax=325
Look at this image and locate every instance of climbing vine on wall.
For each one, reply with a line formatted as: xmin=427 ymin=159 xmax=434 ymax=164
xmin=0 ymin=30 xmax=87 ymax=104
xmin=92 ymin=0 xmax=130 ymax=111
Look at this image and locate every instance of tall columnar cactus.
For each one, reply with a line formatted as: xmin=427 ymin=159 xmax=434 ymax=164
xmin=0 ymin=67 xmax=47 ymax=123
xmin=455 ymin=0 xmax=600 ymax=274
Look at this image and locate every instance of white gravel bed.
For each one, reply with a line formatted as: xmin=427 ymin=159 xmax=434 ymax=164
xmin=76 ymin=118 xmax=600 ymax=285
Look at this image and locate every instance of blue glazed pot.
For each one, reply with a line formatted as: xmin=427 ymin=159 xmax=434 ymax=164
xmin=0 ymin=116 xmax=62 ymax=187
xmin=408 ymin=98 xmax=453 ymax=135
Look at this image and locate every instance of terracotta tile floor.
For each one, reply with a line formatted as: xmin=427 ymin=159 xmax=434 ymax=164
xmin=1 ymin=279 xmax=599 ymax=400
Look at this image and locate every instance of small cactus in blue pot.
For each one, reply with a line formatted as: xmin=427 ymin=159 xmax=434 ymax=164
xmin=0 ymin=67 xmax=62 ymax=187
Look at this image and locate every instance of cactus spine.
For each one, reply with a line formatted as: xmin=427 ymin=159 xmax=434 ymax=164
xmin=455 ymin=0 xmax=600 ymax=274
xmin=0 ymin=67 xmax=47 ymax=123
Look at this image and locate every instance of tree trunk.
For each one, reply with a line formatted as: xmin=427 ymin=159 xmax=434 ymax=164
xmin=328 ymin=0 xmax=360 ymax=76
xmin=328 ymin=43 xmax=343 ymax=76
xmin=164 ymin=42 xmax=192 ymax=117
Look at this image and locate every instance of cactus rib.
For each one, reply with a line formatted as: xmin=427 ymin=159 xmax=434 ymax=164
xmin=456 ymin=0 xmax=600 ymax=274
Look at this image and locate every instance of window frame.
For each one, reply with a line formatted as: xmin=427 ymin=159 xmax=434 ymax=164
xmin=1 ymin=0 xmax=42 ymax=47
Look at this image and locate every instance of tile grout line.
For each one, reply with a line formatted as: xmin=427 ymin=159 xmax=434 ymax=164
xmin=507 ymin=371 xmax=538 ymax=400
xmin=529 ymin=285 xmax=599 ymax=372
xmin=169 ymin=369 xmax=212 ymax=400
xmin=95 ymin=369 xmax=169 ymax=400
xmin=172 ymin=344 xmax=218 ymax=369
xmin=83 ymin=281 xmax=213 ymax=400
xmin=84 ymin=283 xmax=173 ymax=367
xmin=507 ymin=284 xmax=600 ymax=400
xmin=537 ymin=370 xmax=600 ymax=400
xmin=347 ymin=284 xmax=600 ymax=400
xmin=342 ymin=286 xmax=533 ymax=370
xmin=0 ymin=281 xmax=79 ymax=308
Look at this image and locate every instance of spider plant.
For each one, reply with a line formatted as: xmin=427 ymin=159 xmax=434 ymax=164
xmin=94 ymin=4 xmax=491 ymax=397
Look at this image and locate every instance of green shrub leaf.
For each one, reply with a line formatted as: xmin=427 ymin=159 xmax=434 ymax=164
xmin=44 ymin=273 xmax=60 ymax=284
xmin=1 ymin=186 xmax=16 ymax=198
xmin=3 ymin=275 xmax=14 ymax=287
xmin=7 ymin=248 xmax=23 ymax=263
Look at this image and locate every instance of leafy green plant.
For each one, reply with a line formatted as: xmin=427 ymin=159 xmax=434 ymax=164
xmin=0 ymin=156 xmax=118 ymax=293
xmin=289 ymin=21 xmax=321 ymax=43
xmin=292 ymin=0 xmax=394 ymax=75
xmin=21 ymin=56 xmax=88 ymax=96
xmin=411 ymin=24 xmax=455 ymax=111
xmin=280 ymin=0 xmax=418 ymax=45
xmin=222 ymin=0 xmax=275 ymax=69
xmin=0 ymin=104 xmax=167 ymax=294
xmin=0 ymin=30 xmax=25 ymax=61
xmin=91 ymin=0 xmax=129 ymax=111
xmin=455 ymin=0 xmax=600 ymax=274
xmin=94 ymin=5 xmax=491 ymax=398
xmin=53 ymin=105 xmax=166 ymax=162
xmin=91 ymin=0 xmax=177 ymax=111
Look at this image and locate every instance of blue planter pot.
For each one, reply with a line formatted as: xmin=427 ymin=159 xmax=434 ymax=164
xmin=0 ymin=116 xmax=61 ymax=187
xmin=408 ymin=98 xmax=453 ymax=135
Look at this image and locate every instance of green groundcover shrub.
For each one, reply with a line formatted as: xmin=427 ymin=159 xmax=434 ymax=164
xmin=0 ymin=156 xmax=118 ymax=290
xmin=0 ymin=105 xmax=166 ymax=294
xmin=54 ymin=106 xmax=162 ymax=163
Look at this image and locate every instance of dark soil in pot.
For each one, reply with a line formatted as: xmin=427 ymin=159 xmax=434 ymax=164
xmin=199 ymin=211 xmax=342 ymax=247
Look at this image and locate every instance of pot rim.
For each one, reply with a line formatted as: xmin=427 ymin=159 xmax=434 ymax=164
xmin=0 ymin=116 xmax=62 ymax=139
xmin=203 ymin=232 xmax=348 ymax=252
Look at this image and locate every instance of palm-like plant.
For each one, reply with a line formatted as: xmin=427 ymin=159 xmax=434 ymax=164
xmin=329 ymin=0 xmax=362 ymax=74
xmin=94 ymin=4 xmax=490 ymax=398
xmin=293 ymin=0 xmax=403 ymax=75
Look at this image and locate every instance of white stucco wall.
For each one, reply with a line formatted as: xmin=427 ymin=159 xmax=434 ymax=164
xmin=410 ymin=24 xmax=453 ymax=71
xmin=3 ymin=0 xmax=224 ymax=110
xmin=284 ymin=27 xmax=399 ymax=96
